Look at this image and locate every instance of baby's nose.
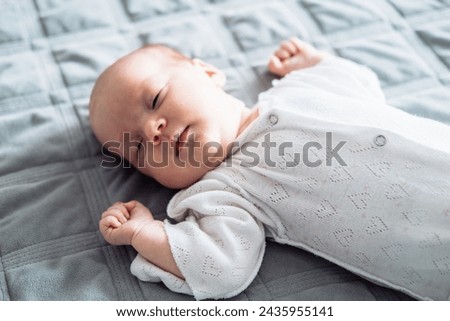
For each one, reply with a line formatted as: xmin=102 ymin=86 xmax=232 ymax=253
xmin=145 ymin=118 xmax=166 ymax=145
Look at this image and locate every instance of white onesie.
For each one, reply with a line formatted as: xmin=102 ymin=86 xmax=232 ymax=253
xmin=131 ymin=56 xmax=450 ymax=301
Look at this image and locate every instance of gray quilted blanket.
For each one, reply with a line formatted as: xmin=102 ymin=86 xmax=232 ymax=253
xmin=1 ymin=0 xmax=449 ymax=300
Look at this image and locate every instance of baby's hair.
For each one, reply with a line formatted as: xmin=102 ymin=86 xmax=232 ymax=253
xmin=136 ymin=44 xmax=190 ymax=65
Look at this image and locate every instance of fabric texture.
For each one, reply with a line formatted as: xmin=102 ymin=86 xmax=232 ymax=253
xmin=131 ymin=57 xmax=450 ymax=300
xmin=2 ymin=0 xmax=450 ymax=301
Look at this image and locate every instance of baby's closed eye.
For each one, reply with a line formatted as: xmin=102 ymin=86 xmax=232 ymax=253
xmin=152 ymin=91 xmax=161 ymax=109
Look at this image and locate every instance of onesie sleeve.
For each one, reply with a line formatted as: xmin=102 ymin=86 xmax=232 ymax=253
xmin=270 ymin=55 xmax=386 ymax=103
xmin=321 ymin=55 xmax=385 ymax=102
xmin=130 ymin=177 xmax=266 ymax=300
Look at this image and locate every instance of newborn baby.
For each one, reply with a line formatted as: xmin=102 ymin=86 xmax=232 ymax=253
xmin=89 ymin=38 xmax=450 ymax=300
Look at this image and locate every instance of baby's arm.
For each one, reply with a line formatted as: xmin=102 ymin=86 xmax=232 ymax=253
xmin=130 ymin=178 xmax=267 ymax=300
xmin=268 ymin=37 xmax=328 ymax=77
xmin=99 ymin=200 xmax=183 ymax=279
xmin=268 ymin=37 xmax=385 ymax=102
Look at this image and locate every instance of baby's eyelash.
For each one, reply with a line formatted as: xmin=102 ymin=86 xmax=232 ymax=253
xmin=152 ymin=91 xmax=161 ymax=109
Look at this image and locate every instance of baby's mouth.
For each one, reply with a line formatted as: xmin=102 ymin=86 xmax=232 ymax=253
xmin=175 ymin=126 xmax=189 ymax=157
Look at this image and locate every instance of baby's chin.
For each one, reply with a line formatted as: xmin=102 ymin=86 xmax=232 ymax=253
xmin=158 ymin=175 xmax=200 ymax=190
xmin=136 ymin=165 xmax=204 ymax=190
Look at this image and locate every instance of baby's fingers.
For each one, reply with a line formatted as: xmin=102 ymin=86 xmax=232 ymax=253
xmin=102 ymin=208 xmax=128 ymax=223
xmin=124 ymin=200 xmax=151 ymax=215
xmin=100 ymin=216 xmax=122 ymax=230
xmin=280 ymin=40 xmax=298 ymax=56
xmin=123 ymin=200 xmax=148 ymax=212
xmin=289 ymin=37 xmax=307 ymax=52
xmin=274 ymin=48 xmax=291 ymax=60
xmin=268 ymin=55 xmax=282 ymax=69
xmin=111 ymin=202 xmax=131 ymax=219
xmin=268 ymin=55 xmax=290 ymax=76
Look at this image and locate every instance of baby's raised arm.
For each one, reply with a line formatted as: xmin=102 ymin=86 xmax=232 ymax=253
xmin=268 ymin=37 xmax=328 ymax=76
xmin=267 ymin=37 xmax=385 ymax=102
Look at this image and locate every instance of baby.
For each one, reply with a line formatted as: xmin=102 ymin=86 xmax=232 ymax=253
xmin=89 ymin=38 xmax=450 ymax=300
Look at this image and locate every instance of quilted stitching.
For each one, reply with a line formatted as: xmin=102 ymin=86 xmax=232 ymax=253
xmin=1 ymin=0 xmax=449 ymax=300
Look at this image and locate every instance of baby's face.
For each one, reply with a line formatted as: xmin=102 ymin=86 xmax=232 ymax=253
xmin=90 ymin=48 xmax=247 ymax=189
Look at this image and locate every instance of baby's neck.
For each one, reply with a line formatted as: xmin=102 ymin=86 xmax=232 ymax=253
xmin=237 ymin=105 xmax=260 ymax=137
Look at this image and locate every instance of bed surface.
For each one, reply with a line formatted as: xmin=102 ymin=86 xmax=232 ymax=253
xmin=1 ymin=0 xmax=449 ymax=300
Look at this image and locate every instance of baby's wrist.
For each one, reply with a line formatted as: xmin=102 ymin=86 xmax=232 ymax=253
xmin=130 ymin=219 xmax=164 ymax=248
xmin=311 ymin=50 xmax=329 ymax=65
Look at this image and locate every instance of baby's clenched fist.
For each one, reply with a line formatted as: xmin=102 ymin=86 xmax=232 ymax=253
xmin=99 ymin=200 xmax=154 ymax=246
xmin=268 ymin=37 xmax=328 ymax=76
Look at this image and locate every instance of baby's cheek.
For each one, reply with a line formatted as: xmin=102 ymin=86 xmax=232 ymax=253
xmin=143 ymin=145 xmax=169 ymax=169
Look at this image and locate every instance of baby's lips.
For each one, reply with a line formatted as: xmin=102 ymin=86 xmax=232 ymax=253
xmin=179 ymin=126 xmax=190 ymax=143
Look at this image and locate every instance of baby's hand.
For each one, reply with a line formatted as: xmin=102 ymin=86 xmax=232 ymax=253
xmin=268 ymin=37 xmax=328 ymax=77
xmin=99 ymin=200 xmax=155 ymax=246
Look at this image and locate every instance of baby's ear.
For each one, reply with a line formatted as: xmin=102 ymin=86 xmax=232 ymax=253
xmin=192 ymin=58 xmax=226 ymax=88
